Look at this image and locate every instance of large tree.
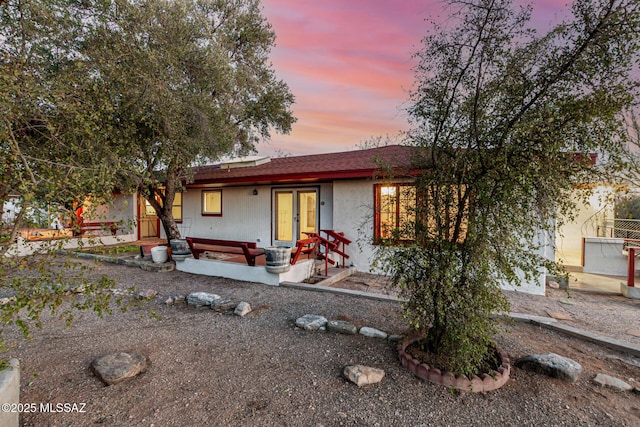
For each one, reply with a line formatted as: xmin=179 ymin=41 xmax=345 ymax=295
xmin=81 ymin=0 xmax=296 ymax=241
xmin=0 ymin=0 xmax=128 ymax=349
xmin=379 ymin=0 xmax=640 ymax=376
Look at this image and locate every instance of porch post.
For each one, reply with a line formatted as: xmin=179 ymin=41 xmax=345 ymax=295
xmin=627 ymin=247 xmax=636 ymax=288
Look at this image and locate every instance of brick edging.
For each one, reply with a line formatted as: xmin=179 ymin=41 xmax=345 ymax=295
xmin=397 ymin=334 xmax=511 ymax=392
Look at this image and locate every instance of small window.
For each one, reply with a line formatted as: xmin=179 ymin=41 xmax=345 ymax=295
xmin=172 ymin=192 xmax=183 ymax=222
xmin=202 ymin=190 xmax=222 ymax=216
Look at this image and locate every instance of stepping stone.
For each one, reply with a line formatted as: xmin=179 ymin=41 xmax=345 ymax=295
xmin=91 ymin=352 xmax=148 ymax=386
xmin=343 ymin=365 xmax=385 ymax=386
xmin=515 ymin=353 xmax=582 ymax=382
xmin=545 ymin=310 xmax=574 ymax=321
xmin=295 ymin=314 xmax=327 ymax=331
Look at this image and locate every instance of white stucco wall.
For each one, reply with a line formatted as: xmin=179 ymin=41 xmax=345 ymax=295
xmin=178 ymin=183 xmax=334 ymax=248
xmin=332 ymin=180 xmax=376 ymax=271
xmin=555 ymin=186 xmax=615 ymax=265
xmin=85 ymin=193 xmax=136 ymax=234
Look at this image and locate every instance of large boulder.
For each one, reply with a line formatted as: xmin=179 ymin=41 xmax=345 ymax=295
xmin=515 ymin=353 xmax=582 ymax=382
xmin=91 ymin=352 xmax=148 ymax=386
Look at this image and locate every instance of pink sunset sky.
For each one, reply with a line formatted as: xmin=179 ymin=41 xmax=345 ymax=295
xmin=257 ymin=0 xmax=569 ymax=156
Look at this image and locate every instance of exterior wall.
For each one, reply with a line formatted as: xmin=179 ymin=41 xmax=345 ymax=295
xmin=177 ymin=186 xmax=272 ymax=244
xmin=179 ymin=178 xmax=551 ymax=295
xmin=178 ymin=183 xmax=334 ymax=248
xmin=332 ymin=180 xmax=376 ymax=271
xmin=583 ymin=237 xmax=627 ymax=275
xmin=556 ymin=186 xmax=615 ymax=266
xmin=85 ymin=193 xmax=136 ymax=235
xmin=175 ymin=257 xmax=315 ymax=286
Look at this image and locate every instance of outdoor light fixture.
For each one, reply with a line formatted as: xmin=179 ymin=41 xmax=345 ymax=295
xmin=252 ymin=189 xmax=258 ymax=196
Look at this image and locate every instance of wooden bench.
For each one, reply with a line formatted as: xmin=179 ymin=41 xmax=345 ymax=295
xmin=186 ymin=237 xmax=265 ymax=266
xmin=78 ymin=221 xmax=119 ymax=236
xmin=290 ymin=237 xmax=320 ymax=265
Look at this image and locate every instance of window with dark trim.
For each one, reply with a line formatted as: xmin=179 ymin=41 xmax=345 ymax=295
xmin=374 ymin=184 xmax=415 ymax=242
xmin=172 ymin=192 xmax=183 ymax=223
xmin=202 ymin=189 xmax=222 ymax=216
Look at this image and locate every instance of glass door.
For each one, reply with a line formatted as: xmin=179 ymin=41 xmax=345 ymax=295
xmin=273 ymin=189 xmax=318 ymax=247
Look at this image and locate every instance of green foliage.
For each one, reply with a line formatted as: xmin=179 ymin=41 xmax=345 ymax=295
xmin=379 ymin=0 xmax=640 ymax=376
xmin=615 ymin=196 xmax=640 ymax=219
xmin=79 ymin=0 xmax=296 ymax=240
xmin=0 ymin=0 xmax=133 ymax=358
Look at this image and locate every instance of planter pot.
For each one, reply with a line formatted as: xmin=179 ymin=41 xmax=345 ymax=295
xmin=397 ymin=334 xmax=510 ymax=393
xmin=170 ymin=239 xmax=191 ymax=255
xmin=265 ymin=246 xmax=292 ymax=273
xmin=140 ymin=243 xmax=158 ymax=259
xmin=150 ymin=246 xmax=168 ymax=264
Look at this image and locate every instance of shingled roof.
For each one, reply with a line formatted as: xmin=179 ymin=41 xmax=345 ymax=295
xmin=189 ymin=145 xmax=417 ymax=186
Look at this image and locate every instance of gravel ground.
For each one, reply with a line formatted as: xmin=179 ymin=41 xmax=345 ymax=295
xmin=6 ymin=259 xmax=640 ymax=426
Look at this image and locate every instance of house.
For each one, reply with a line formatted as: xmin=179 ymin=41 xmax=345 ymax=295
xmin=164 ymin=145 xmax=552 ymax=295
xmin=170 ymin=145 xmax=415 ymax=272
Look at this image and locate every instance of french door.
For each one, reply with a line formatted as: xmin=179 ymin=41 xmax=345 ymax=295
xmin=273 ymin=188 xmax=318 ymax=247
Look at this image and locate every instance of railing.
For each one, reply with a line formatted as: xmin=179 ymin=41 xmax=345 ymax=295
xmin=598 ymin=218 xmax=640 ymax=240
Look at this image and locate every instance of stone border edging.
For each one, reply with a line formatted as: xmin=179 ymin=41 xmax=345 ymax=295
xmin=397 ymin=335 xmax=511 ymax=392
xmin=280 ymin=284 xmax=640 ymax=358
xmin=508 ymin=313 xmax=640 ymax=358
xmin=68 ymin=251 xmax=174 ymax=272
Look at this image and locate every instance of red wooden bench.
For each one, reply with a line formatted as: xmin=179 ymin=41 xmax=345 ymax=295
xmin=186 ymin=237 xmax=265 ymax=266
xmin=79 ymin=221 xmax=119 ymax=236
xmin=290 ymin=237 xmax=320 ymax=265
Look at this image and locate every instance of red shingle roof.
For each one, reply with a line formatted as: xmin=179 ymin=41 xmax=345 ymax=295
xmin=189 ymin=145 xmax=417 ymax=186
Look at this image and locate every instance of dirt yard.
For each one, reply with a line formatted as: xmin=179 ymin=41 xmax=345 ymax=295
xmin=6 ymin=260 xmax=640 ymax=426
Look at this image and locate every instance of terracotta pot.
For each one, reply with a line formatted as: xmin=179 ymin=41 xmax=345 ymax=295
xmin=140 ymin=243 xmax=157 ymax=259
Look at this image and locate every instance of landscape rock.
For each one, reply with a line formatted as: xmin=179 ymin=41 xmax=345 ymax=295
xmin=515 ymin=353 xmax=582 ymax=382
xmin=359 ymin=327 xmax=388 ymax=339
xmin=187 ymin=292 xmax=221 ymax=307
xmin=343 ymin=365 xmax=385 ymax=386
xmin=295 ymin=314 xmax=327 ymax=331
xmin=327 ymin=320 xmax=357 ymax=335
xmin=545 ymin=310 xmax=574 ymax=321
xmin=593 ymin=374 xmax=633 ymax=391
xmin=548 ymin=280 xmax=560 ymax=289
xmin=211 ymin=300 xmax=237 ymax=313
xmin=234 ymin=302 xmax=252 ymax=317
xmin=164 ymin=297 xmax=174 ymax=305
xmin=91 ymin=352 xmax=148 ymax=386
xmin=138 ymin=289 xmax=158 ymax=299
xmin=626 ymin=328 xmax=640 ymax=338
xmin=387 ymin=334 xmax=403 ymax=343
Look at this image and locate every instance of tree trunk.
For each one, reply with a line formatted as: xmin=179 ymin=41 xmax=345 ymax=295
xmin=144 ymin=171 xmax=182 ymax=244
xmin=157 ymin=207 xmax=181 ymax=243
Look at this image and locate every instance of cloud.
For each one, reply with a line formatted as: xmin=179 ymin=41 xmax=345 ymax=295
xmin=260 ymin=0 xmax=571 ymax=155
